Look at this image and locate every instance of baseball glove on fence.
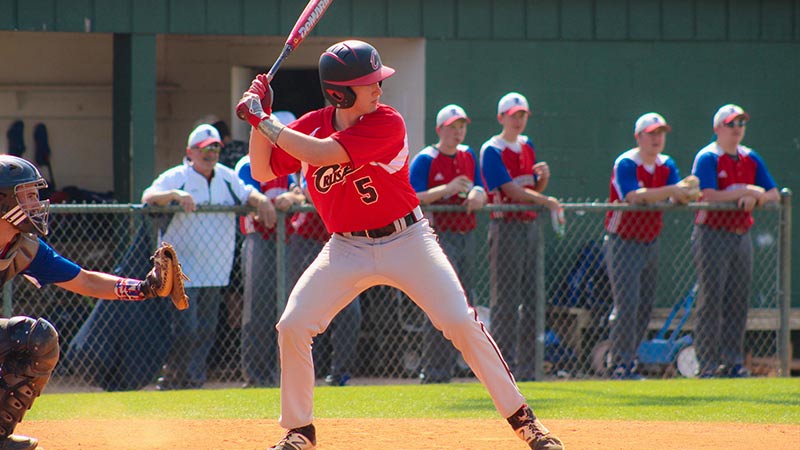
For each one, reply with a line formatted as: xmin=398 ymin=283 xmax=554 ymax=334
xmin=676 ymin=175 xmax=702 ymax=201
xmin=141 ymin=242 xmax=190 ymax=310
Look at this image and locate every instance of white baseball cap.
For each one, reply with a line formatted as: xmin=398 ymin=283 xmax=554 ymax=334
xmin=273 ymin=110 xmax=297 ymax=125
xmin=713 ymin=104 xmax=750 ymax=128
xmin=187 ymin=124 xmax=222 ymax=149
xmin=497 ymin=92 xmax=530 ymax=116
xmin=436 ymin=104 xmax=470 ymax=129
xmin=634 ymin=112 xmax=672 ymax=135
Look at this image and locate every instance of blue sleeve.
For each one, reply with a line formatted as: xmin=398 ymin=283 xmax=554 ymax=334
xmin=408 ymin=153 xmax=432 ymax=193
xmin=615 ymin=159 xmax=641 ymax=198
xmin=665 ymin=158 xmax=681 ymax=185
xmin=749 ymin=151 xmax=777 ymax=191
xmin=467 ymin=147 xmax=485 ymax=189
xmin=481 ymin=147 xmax=512 ymax=191
xmin=23 ymin=239 xmax=82 ymax=286
xmin=237 ymin=161 xmax=259 ymax=190
xmin=692 ymin=152 xmax=719 ymax=190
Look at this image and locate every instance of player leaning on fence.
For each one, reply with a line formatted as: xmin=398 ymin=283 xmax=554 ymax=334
xmin=690 ymin=104 xmax=779 ymax=378
xmin=0 ymin=155 xmax=188 ymax=450
xmin=603 ymin=113 xmax=700 ymax=380
xmin=238 ymin=39 xmax=564 ymax=450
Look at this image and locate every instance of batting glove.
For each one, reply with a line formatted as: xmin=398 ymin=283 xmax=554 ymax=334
xmin=236 ymin=74 xmax=273 ymax=127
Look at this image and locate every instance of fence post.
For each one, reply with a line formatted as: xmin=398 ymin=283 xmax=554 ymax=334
xmin=2 ymin=280 xmax=12 ymax=317
xmin=276 ymin=210 xmax=288 ymax=315
xmin=778 ymin=188 xmax=792 ymax=377
xmin=534 ymin=218 xmax=546 ymax=380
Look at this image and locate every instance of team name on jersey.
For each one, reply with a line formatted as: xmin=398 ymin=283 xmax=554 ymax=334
xmin=313 ymin=164 xmax=356 ymax=193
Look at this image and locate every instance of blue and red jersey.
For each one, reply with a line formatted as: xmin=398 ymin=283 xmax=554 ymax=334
xmin=269 ymin=104 xmax=420 ymax=233
xmin=480 ymin=135 xmax=538 ymax=221
xmin=605 ymin=148 xmax=680 ymax=242
xmin=236 ymin=155 xmax=291 ymax=240
xmin=692 ymin=143 xmax=776 ymax=233
xmin=409 ymin=144 xmax=483 ymax=232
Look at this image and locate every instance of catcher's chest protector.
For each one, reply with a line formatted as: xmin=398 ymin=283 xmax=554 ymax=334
xmin=0 ymin=233 xmax=39 ymax=287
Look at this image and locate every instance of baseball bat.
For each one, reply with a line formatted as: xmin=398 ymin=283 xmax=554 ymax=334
xmin=237 ymin=0 xmax=333 ymax=120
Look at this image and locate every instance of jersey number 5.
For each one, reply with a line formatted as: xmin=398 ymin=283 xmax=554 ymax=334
xmin=354 ymin=177 xmax=378 ymax=204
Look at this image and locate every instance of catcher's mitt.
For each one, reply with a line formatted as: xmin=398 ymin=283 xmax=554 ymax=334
xmin=142 ymin=242 xmax=190 ymax=310
xmin=676 ymin=175 xmax=701 ymax=201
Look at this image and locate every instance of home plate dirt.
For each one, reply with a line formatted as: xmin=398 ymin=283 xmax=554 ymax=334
xmin=19 ymin=418 xmax=798 ymax=449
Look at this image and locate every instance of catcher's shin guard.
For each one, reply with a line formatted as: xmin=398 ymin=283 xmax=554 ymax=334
xmin=0 ymin=317 xmax=59 ymax=437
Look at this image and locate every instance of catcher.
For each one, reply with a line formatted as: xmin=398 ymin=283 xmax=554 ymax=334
xmin=0 ymin=155 xmax=187 ymax=450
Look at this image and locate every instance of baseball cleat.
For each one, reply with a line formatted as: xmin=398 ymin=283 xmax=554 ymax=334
xmin=507 ymin=405 xmax=564 ymax=450
xmin=268 ymin=424 xmax=316 ymax=450
xmin=0 ymin=434 xmax=38 ymax=450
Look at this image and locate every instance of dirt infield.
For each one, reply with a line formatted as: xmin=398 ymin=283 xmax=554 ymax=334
xmin=20 ymin=418 xmax=799 ymax=449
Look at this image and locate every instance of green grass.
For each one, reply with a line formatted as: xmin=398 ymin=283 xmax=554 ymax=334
xmin=31 ymin=378 xmax=800 ymax=424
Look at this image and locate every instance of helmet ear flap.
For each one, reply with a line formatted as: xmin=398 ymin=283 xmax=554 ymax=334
xmin=322 ymin=84 xmax=356 ymax=109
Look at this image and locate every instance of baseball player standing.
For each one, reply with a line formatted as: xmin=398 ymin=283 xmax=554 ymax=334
xmin=691 ymin=104 xmax=779 ymax=378
xmin=0 ymin=155 xmax=182 ymax=450
xmin=604 ymin=113 xmax=696 ymax=380
xmin=480 ymin=92 xmax=562 ymax=381
xmin=237 ymin=40 xmax=564 ymax=450
xmin=409 ymin=104 xmax=486 ymax=384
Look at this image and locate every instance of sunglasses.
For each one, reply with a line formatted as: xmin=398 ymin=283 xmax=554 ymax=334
xmin=723 ymin=119 xmax=748 ymax=128
xmin=193 ymin=143 xmax=222 ymax=153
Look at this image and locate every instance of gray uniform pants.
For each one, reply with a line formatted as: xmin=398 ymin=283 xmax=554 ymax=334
xmin=692 ymin=225 xmax=752 ymax=372
xmin=488 ymin=219 xmax=540 ymax=380
xmin=240 ymin=233 xmax=280 ymax=386
xmin=604 ymin=234 xmax=659 ymax=369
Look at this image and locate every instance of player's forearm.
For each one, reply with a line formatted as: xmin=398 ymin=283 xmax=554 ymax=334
xmin=625 ymin=185 xmax=677 ymax=204
xmin=700 ymin=185 xmax=764 ymax=203
xmin=249 ymin=129 xmax=277 ymax=182
xmin=274 ymin=127 xmax=350 ymax=166
xmin=416 ymin=185 xmax=452 ymax=204
xmin=56 ymin=269 xmax=128 ymax=300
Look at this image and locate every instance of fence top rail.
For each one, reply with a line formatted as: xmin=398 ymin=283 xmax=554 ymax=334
xmin=49 ymin=200 xmax=786 ymax=214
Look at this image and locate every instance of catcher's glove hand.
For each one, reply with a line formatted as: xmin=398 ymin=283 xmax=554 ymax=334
xmin=676 ymin=175 xmax=701 ymax=201
xmin=141 ymin=242 xmax=190 ymax=310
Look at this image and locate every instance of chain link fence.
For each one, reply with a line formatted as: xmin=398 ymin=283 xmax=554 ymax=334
xmin=11 ymin=195 xmax=791 ymax=392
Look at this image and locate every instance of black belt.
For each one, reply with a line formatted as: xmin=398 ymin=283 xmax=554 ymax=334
xmin=341 ymin=210 xmax=420 ymax=239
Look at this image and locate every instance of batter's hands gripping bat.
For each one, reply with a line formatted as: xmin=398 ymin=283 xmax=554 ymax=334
xmin=236 ymin=0 xmax=333 ymax=122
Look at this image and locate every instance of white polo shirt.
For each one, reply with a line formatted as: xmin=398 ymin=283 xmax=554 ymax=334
xmin=142 ymin=159 xmax=255 ymax=286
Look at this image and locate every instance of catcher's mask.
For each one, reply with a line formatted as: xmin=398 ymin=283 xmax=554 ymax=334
xmin=0 ymin=155 xmax=50 ymax=235
xmin=319 ymin=40 xmax=396 ymax=109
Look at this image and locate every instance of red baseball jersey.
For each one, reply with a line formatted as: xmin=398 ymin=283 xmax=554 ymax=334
xmin=692 ymin=143 xmax=777 ymax=233
xmin=605 ymin=149 xmax=680 ymax=242
xmin=480 ymin=135 xmax=538 ymax=221
xmin=269 ymin=104 xmax=420 ymax=233
xmin=408 ymin=144 xmax=482 ymax=233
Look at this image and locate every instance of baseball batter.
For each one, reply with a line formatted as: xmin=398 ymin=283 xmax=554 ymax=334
xmin=237 ymin=40 xmax=564 ymax=450
xmin=0 ymin=155 xmax=179 ymax=450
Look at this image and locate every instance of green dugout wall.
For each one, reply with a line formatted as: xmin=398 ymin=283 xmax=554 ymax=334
xmin=1 ymin=0 xmax=798 ymax=305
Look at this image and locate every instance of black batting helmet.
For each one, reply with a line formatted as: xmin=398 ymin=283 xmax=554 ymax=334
xmin=319 ymin=40 xmax=396 ymax=109
xmin=0 ymin=155 xmax=50 ymax=235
